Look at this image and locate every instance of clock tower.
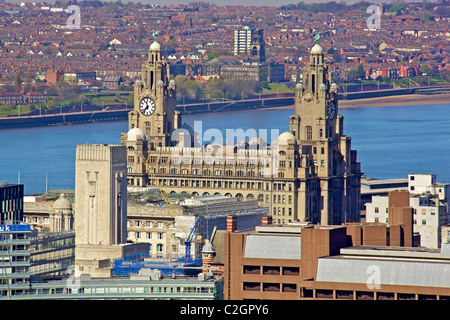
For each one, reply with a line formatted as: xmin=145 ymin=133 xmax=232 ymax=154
xmin=128 ymin=41 xmax=181 ymax=150
xmin=121 ymin=41 xmax=182 ymax=187
xmin=289 ymin=42 xmax=361 ymax=225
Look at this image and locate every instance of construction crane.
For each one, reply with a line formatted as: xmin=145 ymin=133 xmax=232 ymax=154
xmin=138 ymin=153 xmax=199 ymax=262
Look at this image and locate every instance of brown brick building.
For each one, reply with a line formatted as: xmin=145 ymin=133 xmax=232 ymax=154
xmin=222 ymin=191 xmax=450 ymax=300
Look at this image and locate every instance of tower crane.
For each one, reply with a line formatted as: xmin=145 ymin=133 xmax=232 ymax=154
xmin=138 ymin=153 xmax=199 ymax=262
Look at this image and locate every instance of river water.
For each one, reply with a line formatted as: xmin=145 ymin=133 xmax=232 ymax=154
xmin=1 ymin=103 xmax=449 ymax=195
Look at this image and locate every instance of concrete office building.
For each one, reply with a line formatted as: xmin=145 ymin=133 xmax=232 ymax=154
xmin=122 ymin=40 xmax=361 ymax=226
xmin=233 ymin=26 xmax=265 ymax=60
xmin=360 ymin=178 xmax=408 ymax=214
xmin=366 ymin=174 xmax=449 ymax=248
xmin=0 ymin=183 xmax=24 ymax=224
xmin=0 ymin=223 xmax=31 ymax=298
xmin=1 ymin=271 xmax=224 ymax=300
xmin=204 ymin=27 xmax=286 ymax=82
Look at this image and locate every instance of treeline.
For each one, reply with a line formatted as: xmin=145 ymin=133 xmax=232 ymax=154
xmin=279 ymin=1 xmax=374 ymax=13
xmin=280 ymin=1 xmax=450 ymax=16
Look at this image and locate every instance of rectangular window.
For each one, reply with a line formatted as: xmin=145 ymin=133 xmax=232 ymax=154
xmin=282 ymin=283 xmax=297 ymax=293
xmin=282 ymin=267 xmax=299 ymax=276
xmin=226 ymin=158 xmax=234 ymax=165
xmin=263 ymin=283 xmax=280 ymax=292
xmin=243 ymin=282 xmax=261 ymax=291
xmin=243 ymin=265 xmax=261 ymax=275
xmin=306 ymin=126 xmax=312 ymax=140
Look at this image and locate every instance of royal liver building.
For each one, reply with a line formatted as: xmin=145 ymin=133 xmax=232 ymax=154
xmin=121 ymin=40 xmax=362 ymax=225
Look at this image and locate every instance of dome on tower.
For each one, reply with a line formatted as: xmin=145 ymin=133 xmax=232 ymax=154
xmin=127 ymin=127 xmax=146 ymax=141
xmin=149 ymin=41 xmax=161 ymax=51
xmin=53 ymin=193 xmax=72 ymax=210
xmin=276 ymin=131 xmax=296 ymax=145
xmin=310 ymin=43 xmax=323 ymax=54
xmin=202 ymin=239 xmax=215 ymax=254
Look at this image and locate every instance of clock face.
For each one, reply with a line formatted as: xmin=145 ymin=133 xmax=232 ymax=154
xmin=139 ymin=97 xmax=156 ymax=116
xmin=327 ymin=101 xmax=336 ymax=119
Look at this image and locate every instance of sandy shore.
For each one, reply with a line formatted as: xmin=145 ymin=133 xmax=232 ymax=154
xmin=269 ymin=93 xmax=450 ymax=110
xmin=339 ymin=93 xmax=450 ymax=108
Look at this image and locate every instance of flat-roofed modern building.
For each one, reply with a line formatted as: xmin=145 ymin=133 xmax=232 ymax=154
xmin=0 ymin=183 xmax=24 ymax=224
xmin=0 ymin=222 xmax=31 ymax=298
xmin=223 ymin=220 xmax=450 ymax=300
xmin=360 ymin=178 xmax=408 ymax=213
xmin=302 ymin=244 xmax=450 ymax=300
xmin=0 ymin=261 xmax=224 ymax=300
xmin=222 ymin=191 xmax=423 ymax=300
xmin=366 ymin=175 xmax=449 ymax=249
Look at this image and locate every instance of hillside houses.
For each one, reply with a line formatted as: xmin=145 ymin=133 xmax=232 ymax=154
xmin=0 ymin=1 xmax=447 ymax=93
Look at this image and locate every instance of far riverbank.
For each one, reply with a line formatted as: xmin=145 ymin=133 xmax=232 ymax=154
xmin=270 ymin=93 xmax=450 ymax=110
xmin=1 ymin=91 xmax=449 ymax=130
xmin=339 ymin=93 xmax=450 ymax=108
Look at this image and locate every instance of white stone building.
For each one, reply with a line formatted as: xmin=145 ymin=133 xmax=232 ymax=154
xmin=366 ymin=174 xmax=450 ymax=249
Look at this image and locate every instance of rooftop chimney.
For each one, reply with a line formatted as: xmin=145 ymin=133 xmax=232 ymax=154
xmin=227 ymin=215 xmax=237 ymax=233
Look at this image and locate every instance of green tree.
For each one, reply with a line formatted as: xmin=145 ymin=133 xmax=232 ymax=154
xmin=13 ymin=72 xmax=22 ymax=92
xmin=205 ymin=51 xmax=221 ymax=61
xmin=356 ymin=64 xmax=366 ymax=79
xmin=136 ymin=23 xmax=145 ymax=44
xmin=24 ymin=71 xmax=33 ymax=93
xmin=106 ymin=2 xmax=118 ymax=11
xmin=390 ymin=3 xmax=404 ymax=13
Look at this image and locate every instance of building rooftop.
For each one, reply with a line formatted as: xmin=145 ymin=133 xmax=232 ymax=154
xmin=315 ymin=244 xmax=450 ymax=288
xmin=243 ymin=234 xmax=302 ymax=260
xmin=361 ymin=178 xmax=409 ymax=195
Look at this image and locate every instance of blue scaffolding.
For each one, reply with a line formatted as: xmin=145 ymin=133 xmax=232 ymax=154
xmin=112 ymin=254 xmax=202 ymax=278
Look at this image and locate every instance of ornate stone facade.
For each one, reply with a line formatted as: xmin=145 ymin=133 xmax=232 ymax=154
xmin=121 ymin=41 xmax=361 ymax=225
xmin=289 ymin=43 xmax=362 ymax=224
